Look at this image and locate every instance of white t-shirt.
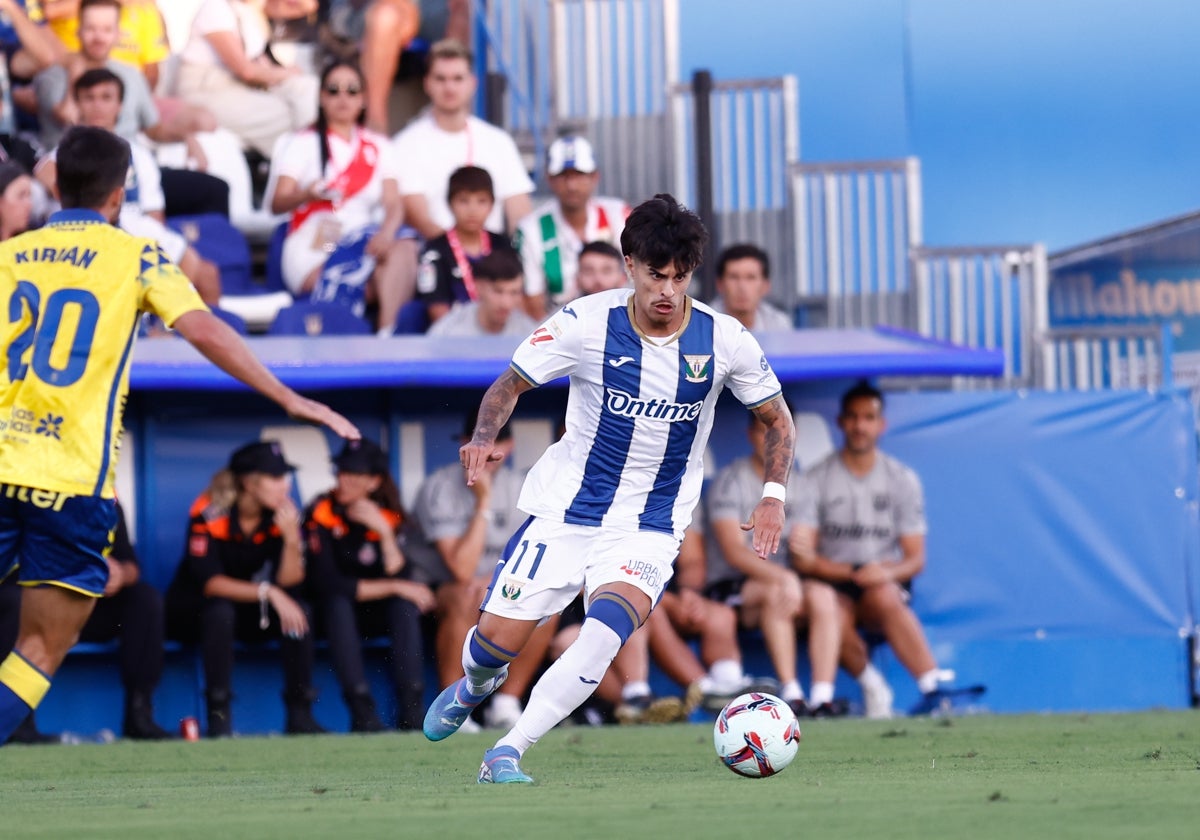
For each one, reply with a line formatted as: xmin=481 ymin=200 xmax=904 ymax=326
xmin=510 ymin=289 xmax=783 ymax=538
xmin=425 ymin=301 xmax=538 ymax=338
xmin=709 ymin=296 xmax=794 ymax=333
xmin=275 ymin=127 xmax=399 ymax=232
xmin=180 ymin=0 xmax=268 ymax=67
xmin=392 ymin=113 xmax=534 ymax=233
xmin=515 ymin=196 xmax=629 ymax=306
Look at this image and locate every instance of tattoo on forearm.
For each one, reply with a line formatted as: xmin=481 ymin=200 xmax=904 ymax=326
xmin=754 ymin=396 xmax=795 ymax=485
xmin=472 ymin=369 xmax=526 ymax=443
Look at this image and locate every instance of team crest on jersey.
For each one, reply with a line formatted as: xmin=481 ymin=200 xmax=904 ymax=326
xmin=682 ymin=354 xmax=712 ymax=383
xmin=500 ymin=577 xmax=523 ymax=600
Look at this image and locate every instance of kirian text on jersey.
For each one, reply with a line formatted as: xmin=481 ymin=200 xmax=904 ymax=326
xmin=604 ymin=388 xmax=703 ymax=422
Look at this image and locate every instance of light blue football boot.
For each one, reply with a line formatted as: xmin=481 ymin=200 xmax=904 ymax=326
xmin=423 ymin=672 xmax=506 ymax=741
xmin=477 ymin=746 xmax=534 ymax=784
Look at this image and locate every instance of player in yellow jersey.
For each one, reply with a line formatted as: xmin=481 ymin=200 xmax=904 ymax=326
xmin=0 ymin=125 xmax=360 ymax=745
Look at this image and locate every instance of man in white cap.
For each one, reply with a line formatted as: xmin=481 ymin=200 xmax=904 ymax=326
xmin=514 ymin=135 xmax=629 ymax=319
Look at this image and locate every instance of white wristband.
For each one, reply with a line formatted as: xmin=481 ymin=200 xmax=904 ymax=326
xmin=762 ymin=482 xmax=786 ymax=503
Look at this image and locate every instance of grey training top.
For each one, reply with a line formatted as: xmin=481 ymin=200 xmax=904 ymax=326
xmin=704 ymin=455 xmax=804 ymax=584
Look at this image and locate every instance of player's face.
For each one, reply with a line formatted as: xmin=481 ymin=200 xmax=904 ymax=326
xmin=477 ymin=277 xmax=524 ymax=331
xmin=576 ymin=253 xmax=627 ymax=294
xmin=78 ymin=7 xmax=119 ymax=61
xmin=448 ymin=190 xmax=493 ymax=234
xmin=838 ymin=396 xmax=886 ymax=455
xmin=424 ymin=57 xmax=476 ymax=115
xmin=320 ymin=67 xmax=365 ymax=125
xmin=626 ymin=256 xmax=692 ymax=335
xmin=244 ymin=473 xmax=292 ymax=511
xmin=0 ymin=175 xmax=34 ymax=238
xmin=548 ymin=169 xmax=598 ymax=212
xmin=716 ymin=257 xmax=769 ymax=315
xmin=76 ymin=82 xmax=122 ymax=129
xmin=334 ymin=471 xmax=381 ymax=504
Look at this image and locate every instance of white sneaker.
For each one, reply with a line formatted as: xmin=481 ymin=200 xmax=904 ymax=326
xmin=483 ymin=694 xmax=523 ymax=729
xmin=459 ymin=716 xmax=482 ymax=734
xmin=862 ymin=679 xmax=895 ymax=720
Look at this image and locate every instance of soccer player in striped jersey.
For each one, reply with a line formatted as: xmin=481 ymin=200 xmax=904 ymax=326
xmin=0 ymin=126 xmax=359 ymax=746
xmin=423 ymin=193 xmax=797 ymax=784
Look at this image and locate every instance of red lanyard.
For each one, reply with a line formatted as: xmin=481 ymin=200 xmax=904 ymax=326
xmin=446 ymin=228 xmax=492 ymax=301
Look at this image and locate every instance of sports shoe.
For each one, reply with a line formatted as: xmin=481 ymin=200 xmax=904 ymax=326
xmin=807 ymin=698 xmax=851 ymax=718
xmin=908 ymin=684 xmax=986 ymax=717
xmin=478 ymin=746 xmax=534 ymax=784
xmin=786 ymin=697 xmax=810 ymax=717
xmin=615 ymin=693 xmax=687 ymax=724
xmin=482 ymin=693 xmax=523 ymax=729
xmin=862 ymin=680 xmax=895 ymax=720
xmin=423 ymin=673 xmax=506 ymax=741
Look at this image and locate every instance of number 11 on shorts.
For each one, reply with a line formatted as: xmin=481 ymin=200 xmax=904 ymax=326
xmin=508 ymin=540 xmax=546 ymax=579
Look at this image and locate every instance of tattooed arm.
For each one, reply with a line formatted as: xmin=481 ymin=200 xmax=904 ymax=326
xmin=739 ymin=395 xmax=796 ymax=558
xmin=460 ymin=367 xmax=536 ymax=486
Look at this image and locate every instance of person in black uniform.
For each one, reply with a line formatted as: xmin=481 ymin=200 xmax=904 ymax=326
xmin=305 ymin=438 xmax=435 ymax=732
xmin=166 ymin=441 xmax=324 ymax=737
xmin=1 ymin=499 xmax=170 ymax=742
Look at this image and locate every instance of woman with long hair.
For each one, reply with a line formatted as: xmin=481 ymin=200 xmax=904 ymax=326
xmin=270 ymin=59 xmax=417 ymax=332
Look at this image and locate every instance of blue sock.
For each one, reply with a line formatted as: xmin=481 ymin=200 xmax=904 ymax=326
xmin=0 ymin=652 xmax=51 ymax=745
xmin=462 ymin=626 xmax=516 ymax=696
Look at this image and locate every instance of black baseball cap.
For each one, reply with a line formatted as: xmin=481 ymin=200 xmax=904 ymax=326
xmin=459 ymin=406 xmax=513 ymax=442
xmin=228 ymin=440 xmax=295 ymax=477
xmin=332 ymin=438 xmax=388 ymax=475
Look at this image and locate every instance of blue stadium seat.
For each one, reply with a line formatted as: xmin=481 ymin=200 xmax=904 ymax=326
xmin=166 ymin=213 xmax=254 ymax=294
xmin=264 ymin=221 xmax=290 ymax=295
xmin=211 ymin=307 xmax=249 ymax=335
xmin=267 ymin=301 xmax=372 ymax=336
xmin=394 ymin=299 xmax=429 ymax=334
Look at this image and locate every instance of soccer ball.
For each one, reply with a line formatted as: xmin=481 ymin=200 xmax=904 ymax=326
xmin=713 ymin=692 xmax=801 ymax=778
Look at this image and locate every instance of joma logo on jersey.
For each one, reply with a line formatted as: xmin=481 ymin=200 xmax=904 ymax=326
xmin=604 ymin=388 xmax=703 ymax=422
xmin=682 ymin=354 xmax=711 ymax=383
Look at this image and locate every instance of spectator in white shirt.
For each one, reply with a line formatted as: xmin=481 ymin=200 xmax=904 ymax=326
xmin=426 ymin=249 xmax=536 ymax=338
xmin=392 ymin=38 xmax=532 ymax=240
xmin=709 ymin=243 xmax=794 ymax=333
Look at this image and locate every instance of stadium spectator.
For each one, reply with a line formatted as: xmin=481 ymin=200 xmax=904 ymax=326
xmin=425 ymin=194 xmax=794 ymax=785
xmin=270 ymin=59 xmax=417 ymax=332
xmin=35 ymin=68 xmax=222 ymax=304
xmin=392 ymin=38 xmax=532 ymax=240
xmin=166 ymin=441 xmax=327 ymax=737
xmin=0 ymin=0 xmax=66 ymax=132
xmin=304 ymin=438 xmax=434 ymax=732
xmin=789 ymin=380 xmax=976 ymax=717
xmin=174 ymin=0 xmax=319 ymax=158
xmin=425 ymin=248 xmax=536 ymax=338
xmin=310 ymin=0 xmax=418 ymax=134
xmin=514 ymin=136 xmax=628 ymax=318
xmin=412 ymin=410 xmax=557 ymax=732
xmin=575 ymin=241 xmax=629 ymax=296
xmin=39 ymin=0 xmax=216 ymax=138
xmin=414 ymin=164 xmax=517 ymax=326
xmin=706 ymin=411 xmax=848 ymax=716
xmin=709 ymin=243 xmax=793 ymax=333
xmin=0 ymin=161 xmax=33 ymax=239
xmin=0 ymin=125 xmax=358 ymax=748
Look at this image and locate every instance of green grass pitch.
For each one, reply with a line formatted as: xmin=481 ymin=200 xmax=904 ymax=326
xmin=2 ymin=711 xmax=1198 ymax=839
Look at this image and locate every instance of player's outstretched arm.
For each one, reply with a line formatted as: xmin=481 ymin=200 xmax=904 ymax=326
xmin=740 ymin=395 xmax=796 ymax=558
xmin=460 ymin=367 xmax=534 ymax=485
xmin=172 ymin=310 xmax=361 ymax=440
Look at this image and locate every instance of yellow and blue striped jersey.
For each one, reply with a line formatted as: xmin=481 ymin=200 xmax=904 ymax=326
xmin=0 ymin=209 xmax=206 ymax=498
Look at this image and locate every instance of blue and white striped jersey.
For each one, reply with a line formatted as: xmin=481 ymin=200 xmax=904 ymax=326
xmin=511 ymin=288 xmax=782 ymax=538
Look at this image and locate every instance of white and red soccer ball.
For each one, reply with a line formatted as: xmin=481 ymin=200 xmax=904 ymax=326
xmin=713 ymin=692 xmax=802 ymax=778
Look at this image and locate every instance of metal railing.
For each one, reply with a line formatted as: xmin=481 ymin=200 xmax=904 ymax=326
xmin=911 ymin=245 xmax=1049 ymax=386
xmin=790 ymin=158 xmax=922 ymax=328
xmin=1038 ymin=324 xmax=1170 ymax=392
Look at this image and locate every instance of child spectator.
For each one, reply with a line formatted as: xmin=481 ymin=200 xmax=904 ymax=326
xmin=414 ymin=164 xmax=517 ymax=326
xmin=304 ymin=438 xmax=434 ymax=732
xmin=425 ymin=249 xmax=536 ymax=338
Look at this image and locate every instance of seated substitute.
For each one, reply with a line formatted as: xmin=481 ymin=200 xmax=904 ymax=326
xmin=304 ymin=438 xmax=435 ymax=732
xmin=166 ymin=441 xmax=325 ymax=737
xmin=425 ymin=249 xmax=537 ymax=338
xmin=708 ymin=243 xmax=792 ymax=334
xmin=412 ymin=410 xmax=558 ymax=732
xmin=789 ymin=380 xmax=982 ymax=716
xmin=574 ymin=241 xmax=630 ymax=296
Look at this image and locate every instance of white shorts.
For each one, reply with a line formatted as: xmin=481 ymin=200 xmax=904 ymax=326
xmin=480 ymin=517 xmax=681 ymax=621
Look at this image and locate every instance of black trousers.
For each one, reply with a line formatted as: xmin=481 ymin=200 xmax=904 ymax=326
xmin=0 ymin=579 xmax=163 ymax=696
xmin=320 ymin=594 xmax=425 ymax=727
xmin=160 ymin=168 xmax=231 ymax=218
xmin=168 ymin=593 xmax=316 ymax=703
